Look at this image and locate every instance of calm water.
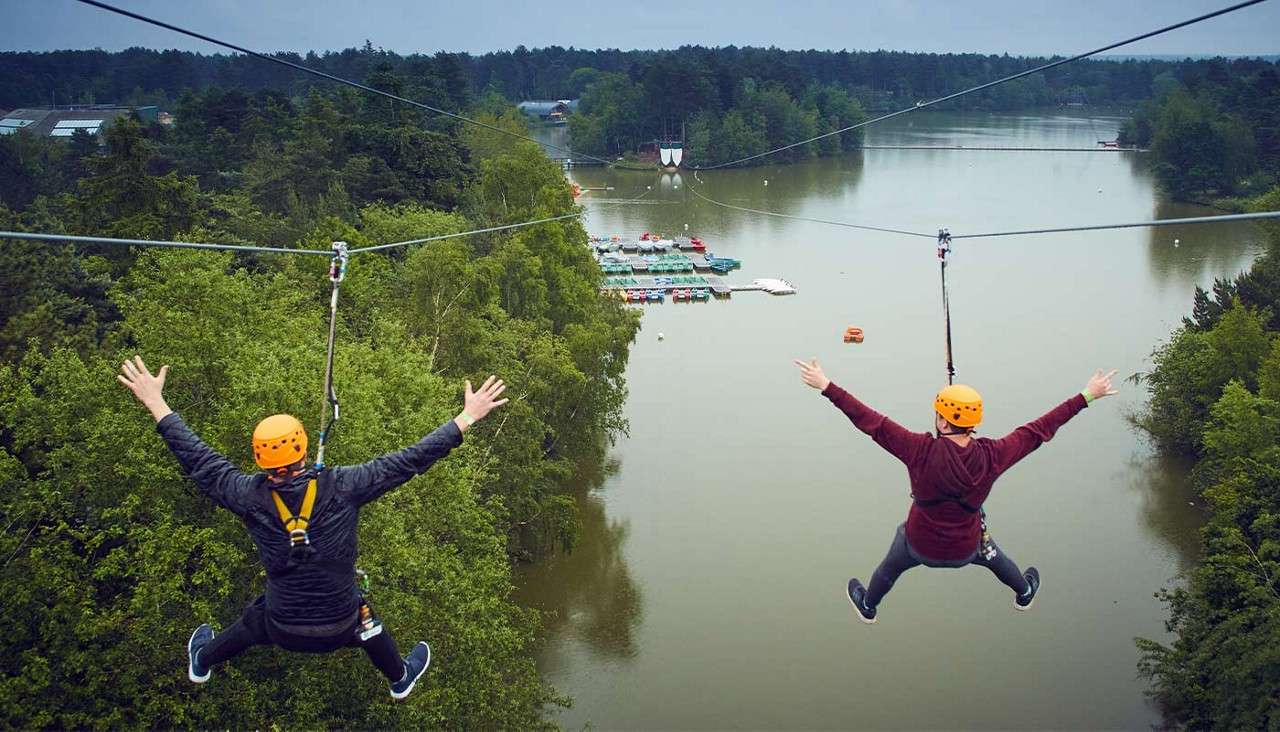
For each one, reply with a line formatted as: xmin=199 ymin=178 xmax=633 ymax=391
xmin=517 ymin=113 xmax=1267 ymax=730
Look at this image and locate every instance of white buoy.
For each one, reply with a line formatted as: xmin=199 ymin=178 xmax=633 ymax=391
xmin=684 ymin=223 xmax=689 ymax=230
xmin=1174 ymin=238 xmax=1181 ymax=244
xmin=764 ymin=180 xmax=769 ymax=186
xmin=647 ymin=185 xmax=652 ymax=190
xmin=658 ymin=332 xmax=665 ymax=341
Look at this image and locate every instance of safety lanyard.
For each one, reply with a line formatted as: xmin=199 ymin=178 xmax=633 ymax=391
xmin=315 ymin=241 xmax=348 ymax=470
xmin=937 ymin=229 xmax=955 ymax=385
xmin=270 ymin=477 xmax=317 ymax=547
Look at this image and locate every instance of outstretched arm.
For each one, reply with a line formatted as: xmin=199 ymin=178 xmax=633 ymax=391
xmin=341 ymin=375 xmax=509 ymax=505
xmin=795 ymin=358 xmax=929 ymax=464
xmin=991 ymin=369 xmax=1118 ymax=473
xmin=118 ymin=356 xmax=256 ymax=515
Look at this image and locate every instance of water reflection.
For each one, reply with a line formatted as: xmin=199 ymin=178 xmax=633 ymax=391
xmin=514 ymin=453 xmax=643 ymax=664
xmin=1128 ymin=450 xmax=1204 ymax=575
xmin=1144 ymin=199 xmax=1265 ymax=289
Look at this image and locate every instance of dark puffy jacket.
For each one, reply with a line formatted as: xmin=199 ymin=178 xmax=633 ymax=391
xmin=157 ymin=413 xmax=462 ymax=625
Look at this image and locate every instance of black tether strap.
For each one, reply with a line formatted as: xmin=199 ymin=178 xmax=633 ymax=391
xmin=315 ymin=241 xmax=348 ymax=470
xmin=938 ymin=230 xmax=955 ymax=385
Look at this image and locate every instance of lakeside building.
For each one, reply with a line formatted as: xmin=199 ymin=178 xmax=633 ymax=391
xmin=516 ymin=99 xmax=579 ymax=124
xmin=0 ymin=104 xmax=159 ymax=139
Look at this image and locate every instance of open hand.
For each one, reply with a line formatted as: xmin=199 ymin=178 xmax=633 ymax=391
xmin=794 ymin=358 xmax=831 ymax=392
xmin=462 ymin=375 xmax=509 ymax=425
xmin=1084 ymin=369 xmax=1119 ymax=401
xmin=117 ymin=355 xmax=173 ymax=421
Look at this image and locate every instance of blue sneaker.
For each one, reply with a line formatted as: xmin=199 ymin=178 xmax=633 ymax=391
xmin=1015 ymin=567 xmax=1040 ymax=611
xmin=187 ymin=623 xmax=214 ymax=683
xmin=846 ymin=579 xmax=877 ymax=624
xmin=390 ymin=641 xmax=431 ymax=701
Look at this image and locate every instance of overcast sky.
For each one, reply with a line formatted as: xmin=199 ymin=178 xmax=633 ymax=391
xmin=2 ymin=0 xmax=1277 ymax=57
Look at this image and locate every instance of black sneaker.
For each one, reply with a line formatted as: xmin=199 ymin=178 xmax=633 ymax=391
xmin=390 ymin=641 xmax=431 ymax=701
xmin=1015 ymin=567 xmax=1040 ymax=611
xmin=187 ymin=623 xmax=214 ymax=683
xmin=846 ymin=578 xmax=877 ymax=624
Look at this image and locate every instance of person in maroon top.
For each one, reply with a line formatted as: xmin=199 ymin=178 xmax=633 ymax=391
xmin=794 ymin=359 xmax=1118 ymax=624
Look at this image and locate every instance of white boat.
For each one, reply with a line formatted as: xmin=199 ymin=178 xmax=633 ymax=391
xmin=752 ymin=278 xmax=797 ymax=295
xmin=671 ymin=144 xmax=683 ymax=167
xmin=652 ymin=238 xmax=672 ymax=251
xmin=659 ymin=146 xmax=673 ymax=167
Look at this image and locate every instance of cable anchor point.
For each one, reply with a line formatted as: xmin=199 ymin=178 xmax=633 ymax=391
xmin=329 ymin=240 xmax=349 ymax=283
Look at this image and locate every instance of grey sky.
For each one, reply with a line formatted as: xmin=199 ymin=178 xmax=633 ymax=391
xmin=2 ymin=0 xmax=1277 ymax=57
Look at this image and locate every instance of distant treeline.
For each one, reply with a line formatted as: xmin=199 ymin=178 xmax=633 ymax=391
xmin=5 ymin=45 xmax=1277 ymax=115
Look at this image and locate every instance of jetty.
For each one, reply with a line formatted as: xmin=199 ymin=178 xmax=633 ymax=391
xmin=592 ymin=235 xmax=795 ymax=302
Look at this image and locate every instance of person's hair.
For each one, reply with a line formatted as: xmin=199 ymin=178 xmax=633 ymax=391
xmin=935 ymin=413 xmax=974 ymax=435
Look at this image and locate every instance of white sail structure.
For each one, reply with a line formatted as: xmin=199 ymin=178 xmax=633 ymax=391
xmin=671 ymin=144 xmax=683 ymax=167
xmin=659 ymin=145 xmax=673 ymax=167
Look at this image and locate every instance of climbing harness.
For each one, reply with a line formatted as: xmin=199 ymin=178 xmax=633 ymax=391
xmin=315 ymin=241 xmax=349 ymax=470
xmin=911 ymin=493 xmax=998 ymax=559
xmin=353 ymin=569 xmax=383 ymax=640
xmin=271 ymin=476 xmax=318 ymax=554
xmin=937 ymin=229 xmax=955 ymax=385
xmin=979 ymin=519 xmax=998 ymax=560
xmin=912 ymin=494 xmax=980 ymax=513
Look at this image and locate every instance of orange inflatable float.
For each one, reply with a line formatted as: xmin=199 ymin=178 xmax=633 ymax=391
xmin=843 ymin=326 xmax=864 ymax=344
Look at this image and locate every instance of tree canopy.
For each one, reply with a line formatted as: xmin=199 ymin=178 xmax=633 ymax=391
xmin=0 ymin=63 xmax=639 ymax=728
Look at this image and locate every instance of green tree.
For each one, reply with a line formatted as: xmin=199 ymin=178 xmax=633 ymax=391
xmin=74 ymin=117 xmax=200 ymax=240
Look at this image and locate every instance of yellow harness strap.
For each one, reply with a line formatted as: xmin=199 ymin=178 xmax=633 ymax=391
xmin=271 ymin=478 xmax=317 ymax=545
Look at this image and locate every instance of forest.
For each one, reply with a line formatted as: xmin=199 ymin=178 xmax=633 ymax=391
xmin=2 ymin=37 xmax=1280 ymax=728
xmin=5 ymin=45 xmax=1276 ymax=169
xmin=0 ymin=60 xmax=638 ymax=728
xmin=1134 ymin=191 xmax=1280 ymax=726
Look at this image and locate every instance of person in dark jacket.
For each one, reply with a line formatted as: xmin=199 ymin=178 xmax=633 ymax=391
xmin=117 ymin=355 xmax=508 ymax=699
xmin=794 ymin=358 xmax=1117 ymax=623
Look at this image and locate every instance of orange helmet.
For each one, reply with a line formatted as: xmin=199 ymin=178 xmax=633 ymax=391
xmin=252 ymin=414 xmax=308 ymax=469
xmin=934 ymin=384 xmax=983 ymax=428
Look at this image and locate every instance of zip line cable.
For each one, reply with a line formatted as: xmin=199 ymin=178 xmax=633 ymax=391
xmin=690 ymin=0 xmax=1271 ymax=238
xmin=0 ymin=210 xmax=589 ymax=258
xmin=950 ymin=210 xmax=1280 ymax=240
xmin=356 ymin=180 xmax=658 ymax=254
xmin=692 ymin=0 xmax=1269 ymax=170
xmin=0 ymin=230 xmax=334 ymax=256
xmin=349 ymin=212 xmax=585 ymax=254
xmin=71 ymin=0 xmax=616 ymax=167
xmin=688 ymin=176 xmax=934 ymax=239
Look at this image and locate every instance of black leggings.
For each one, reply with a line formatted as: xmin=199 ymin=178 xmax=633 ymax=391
xmin=865 ymin=523 xmax=1030 ymax=608
xmin=199 ymin=595 xmax=406 ymax=681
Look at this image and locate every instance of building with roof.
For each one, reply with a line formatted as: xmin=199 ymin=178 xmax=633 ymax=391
xmin=516 ymin=99 xmax=578 ymax=125
xmin=0 ymin=105 xmax=158 ymax=140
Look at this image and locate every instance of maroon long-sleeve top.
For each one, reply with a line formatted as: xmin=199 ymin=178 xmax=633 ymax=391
xmin=822 ymin=382 xmax=1088 ymax=561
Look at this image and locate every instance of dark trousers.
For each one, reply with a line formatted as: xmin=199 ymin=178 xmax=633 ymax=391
xmin=199 ymin=595 xmax=406 ymax=681
xmin=865 ymin=523 xmax=1030 ymax=608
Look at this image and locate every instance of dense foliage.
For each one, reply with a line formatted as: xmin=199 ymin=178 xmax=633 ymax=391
xmin=0 ymin=63 xmax=639 ymax=728
xmin=568 ymin=66 xmax=867 ymax=164
xmin=5 ymin=45 xmax=1255 ymax=115
xmin=1135 ymin=187 xmax=1280 ymax=727
xmin=1119 ymin=63 xmax=1279 ymax=200
xmin=7 ymin=46 xmax=1276 ymax=169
